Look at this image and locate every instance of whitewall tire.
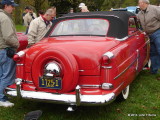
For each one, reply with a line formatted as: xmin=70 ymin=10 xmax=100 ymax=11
xmin=116 ymin=85 xmax=130 ymax=101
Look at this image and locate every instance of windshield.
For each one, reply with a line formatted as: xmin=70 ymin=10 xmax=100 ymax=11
xmin=50 ymin=18 xmax=109 ymax=36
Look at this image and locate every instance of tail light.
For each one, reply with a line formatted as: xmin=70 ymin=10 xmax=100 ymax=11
xmin=102 ymin=52 xmax=114 ymax=65
xmin=13 ymin=51 xmax=25 ymax=62
xmin=102 ymin=83 xmax=113 ymax=90
xmin=102 ymin=56 xmax=110 ymax=64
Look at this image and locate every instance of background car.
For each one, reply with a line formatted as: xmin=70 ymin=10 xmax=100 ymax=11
xmin=126 ymin=6 xmax=140 ymax=14
xmin=112 ymin=6 xmax=140 ymax=15
xmin=6 ymin=11 xmax=149 ymax=111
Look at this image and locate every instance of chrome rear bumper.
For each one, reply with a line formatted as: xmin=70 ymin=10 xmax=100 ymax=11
xmin=6 ymin=87 xmax=115 ymax=106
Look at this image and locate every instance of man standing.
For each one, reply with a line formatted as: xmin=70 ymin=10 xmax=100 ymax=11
xmin=27 ymin=8 xmax=56 ymax=47
xmin=138 ymin=0 xmax=160 ymax=77
xmin=79 ymin=3 xmax=85 ymax=9
xmin=0 ymin=0 xmax=19 ymax=107
xmin=23 ymin=7 xmax=37 ymax=34
xmin=22 ymin=6 xmax=30 ymax=25
xmin=69 ymin=8 xmax=74 ymax=13
xmin=81 ymin=6 xmax=89 ymax=12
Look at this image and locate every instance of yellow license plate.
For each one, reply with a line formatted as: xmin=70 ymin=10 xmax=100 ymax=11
xmin=39 ymin=77 xmax=62 ymax=89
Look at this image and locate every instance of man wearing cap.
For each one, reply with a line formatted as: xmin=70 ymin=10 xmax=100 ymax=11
xmin=0 ymin=0 xmax=19 ymax=107
xmin=22 ymin=6 xmax=30 ymax=25
xmin=23 ymin=7 xmax=37 ymax=34
xmin=79 ymin=3 xmax=85 ymax=8
xmin=81 ymin=6 xmax=89 ymax=12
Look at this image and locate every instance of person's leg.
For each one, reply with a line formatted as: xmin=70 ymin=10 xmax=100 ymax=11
xmin=152 ymin=29 xmax=160 ymax=70
xmin=0 ymin=50 xmax=7 ymax=101
xmin=0 ymin=50 xmax=15 ymax=107
xmin=149 ymin=29 xmax=160 ymax=74
xmin=150 ymin=38 xmax=158 ymax=74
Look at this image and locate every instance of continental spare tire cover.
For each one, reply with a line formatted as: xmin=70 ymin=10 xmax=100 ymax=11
xmin=31 ymin=47 xmax=79 ymax=93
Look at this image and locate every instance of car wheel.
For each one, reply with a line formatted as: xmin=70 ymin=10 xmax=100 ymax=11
xmin=116 ymin=85 xmax=130 ymax=101
xmin=31 ymin=47 xmax=79 ymax=93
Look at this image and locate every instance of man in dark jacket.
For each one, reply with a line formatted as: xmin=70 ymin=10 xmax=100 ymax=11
xmin=0 ymin=0 xmax=19 ymax=107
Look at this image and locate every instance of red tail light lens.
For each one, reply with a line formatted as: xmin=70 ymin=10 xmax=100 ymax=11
xmin=102 ymin=56 xmax=110 ymax=65
xmin=13 ymin=51 xmax=25 ymax=62
xmin=13 ymin=54 xmax=21 ymax=62
xmin=102 ymin=52 xmax=114 ymax=65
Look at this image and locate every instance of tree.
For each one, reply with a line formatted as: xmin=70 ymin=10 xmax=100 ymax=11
xmin=13 ymin=0 xmax=160 ymax=24
xmin=13 ymin=0 xmax=49 ymax=24
xmin=48 ymin=0 xmax=100 ymax=15
xmin=24 ymin=0 xmax=49 ymax=13
xmin=14 ymin=0 xmax=21 ymax=24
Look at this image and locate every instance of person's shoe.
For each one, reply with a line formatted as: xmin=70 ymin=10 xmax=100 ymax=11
xmin=3 ymin=96 xmax=9 ymax=101
xmin=0 ymin=101 xmax=14 ymax=107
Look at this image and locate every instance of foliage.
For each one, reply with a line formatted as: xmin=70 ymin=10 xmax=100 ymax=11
xmin=13 ymin=0 xmax=49 ymax=24
xmin=16 ymin=25 xmax=26 ymax=32
xmin=12 ymin=0 xmax=160 ymax=24
xmin=23 ymin=0 xmax=49 ymax=14
xmin=48 ymin=0 xmax=98 ymax=15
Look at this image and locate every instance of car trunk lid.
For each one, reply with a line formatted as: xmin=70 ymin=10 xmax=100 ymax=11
xmin=27 ymin=36 xmax=120 ymax=75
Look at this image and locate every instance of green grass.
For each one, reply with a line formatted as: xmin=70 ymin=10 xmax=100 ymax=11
xmin=0 ymin=70 xmax=159 ymax=120
xmin=16 ymin=25 xmax=26 ymax=32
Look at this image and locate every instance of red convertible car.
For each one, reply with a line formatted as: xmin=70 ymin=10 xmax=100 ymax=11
xmin=6 ymin=11 xmax=149 ymax=110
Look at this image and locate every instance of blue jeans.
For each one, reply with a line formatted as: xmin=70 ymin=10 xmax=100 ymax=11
xmin=149 ymin=29 xmax=160 ymax=74
xmin=0 ymin=49 xmax=16 ymax=101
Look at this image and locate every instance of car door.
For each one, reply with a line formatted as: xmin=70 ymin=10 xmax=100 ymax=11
xmin=128 ymin=17 xmax=149 ymax=72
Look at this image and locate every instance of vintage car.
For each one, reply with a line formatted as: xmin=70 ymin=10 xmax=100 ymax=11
xmin=126 ymin=6 xmax=140 ymax=14
xmin=6 ymin=11 xmax=149 ymax=111
xmin=112 ymin=6 xmax=140 ymax=15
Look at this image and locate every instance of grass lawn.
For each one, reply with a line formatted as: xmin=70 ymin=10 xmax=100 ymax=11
xmin=0 ymin=70 xmax=159 ymax=120
xmin=16 ymin=25 xmax=26 ymax=32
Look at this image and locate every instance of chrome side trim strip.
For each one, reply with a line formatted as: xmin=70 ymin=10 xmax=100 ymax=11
xmin=17 ymin=64 xmax=24 ymax=66
xmin=115 ymin=36 xmax=128 ymax=41
xmin=80 ymin=85 xmax=101 ymax=88
xmin=6 ymin=88 xmax=115 ymax=106
xmin=79 ymin=70 xmax=85 ymax=72
xmin=16 ymin=78 xmax=33 ymax=84
xmin=101 ymin=66 xmax=112 ymax=69
xmin=114 ymin=56 xmax=138 ymax=80
xmin=24 ymin=80 xmax=33 ymax=84
xmin=136 ymin=50 xmax=139 ymax=71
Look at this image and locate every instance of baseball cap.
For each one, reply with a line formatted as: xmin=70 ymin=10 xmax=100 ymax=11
xmin=79 ymin=3 xmax=85 ymax=8
xmin=25 ymin=6 xmax=30 ymax=9
xmin=0 ymin=0 xmax=19 ymax=7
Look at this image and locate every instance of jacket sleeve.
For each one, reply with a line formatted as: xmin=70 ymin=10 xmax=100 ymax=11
xmin=155 ymin=6 xmax=160 ymax=21
xmin=1 ymin=17 xmax=19 ymax=49
xmin=23 ymin=14 xmax=29 ymax=27
xmin=33 ymin=13 xmax=37 ymax=19
xmin=27 ymin=20 xmax=38 ymax=47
